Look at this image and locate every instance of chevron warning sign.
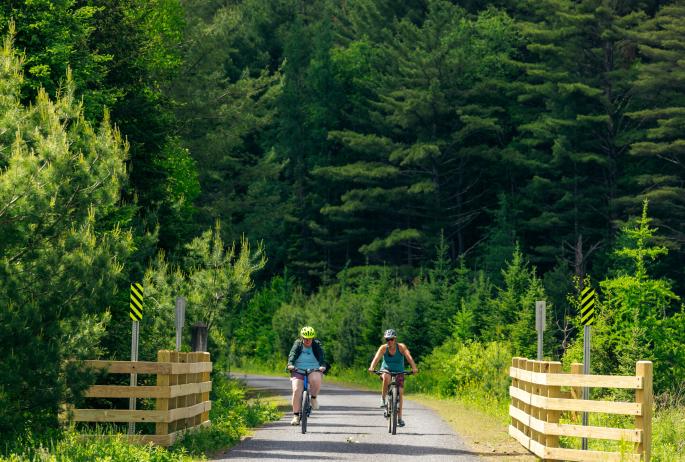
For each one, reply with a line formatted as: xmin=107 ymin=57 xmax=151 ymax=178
xmin=580 ymin=286 xmax=595 ymax=326
xmin=130 ymin=283 xmax=143 ymax=321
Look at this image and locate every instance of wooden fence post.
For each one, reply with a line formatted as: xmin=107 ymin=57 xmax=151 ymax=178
xmin=533 ymin=361 xmax=543 ymax=447
xmin=636 ymin=361 xmax=653 ymax=462
xmin=511 ymin=358 xmax=521 ymax=435
xmin=179 ymin=352 xmax=189 ymax=431
xmin=155 ymin=350 xmax=171 ymax=437
xmin=192 ymin=352 xmax=201 ymax=427
xmin=570 ymin=362 xmax=583 ymax=423
xmin=524 ymin=359 xmax=533 ymax=440
xmin=201 ymin=352 xmax=211 ymax=423
xmin=169 ymin=351 xmax=179 ymax=433
xmin=546 ymin=362 xmax=562 ymax=461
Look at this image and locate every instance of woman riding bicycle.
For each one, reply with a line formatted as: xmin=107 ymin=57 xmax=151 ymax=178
xmin=367 ymin=328 xmax=418 ymax=427
xmin=287 ymin=326 xmax=327 ymax=425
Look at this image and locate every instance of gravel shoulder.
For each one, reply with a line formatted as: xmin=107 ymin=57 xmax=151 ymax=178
xmin=409 ymin=395 xmax=536 ymax=462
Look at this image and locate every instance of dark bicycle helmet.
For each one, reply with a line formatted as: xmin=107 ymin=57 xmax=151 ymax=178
xmin=384 ymin=328 xmax=397 ymax=339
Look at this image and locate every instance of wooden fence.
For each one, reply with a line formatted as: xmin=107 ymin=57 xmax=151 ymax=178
xmin=509 ymin=357 xmax=652 ymax=462
xmin=69 ymin=350 xmax=212 ymax=446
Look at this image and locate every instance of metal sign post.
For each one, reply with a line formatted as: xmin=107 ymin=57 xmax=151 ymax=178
xmin=175 ymin=296 xmax=186 ymax=351
xmin=580 ymin=286 xmax=596 ymax=450
xmin=129 ymin=283 xmax=144 ymax=435
xmin=582 ymin=324 xmax=591 ymax=449
xmin=129 ymin=320 xmax=139 ymax=435
xmin=535 ymin=301 xmax=546 ymax=360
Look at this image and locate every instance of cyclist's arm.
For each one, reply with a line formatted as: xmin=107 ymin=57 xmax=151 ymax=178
xmin=287 ymin=340 xmax=301 ymax=368
xmin=399 ymin=343 xmax=418 ymax=373
xmin=314 ymin=340 xmax=326 ymax=372
xmin=368 ymin=344 xmax=386 ymax=371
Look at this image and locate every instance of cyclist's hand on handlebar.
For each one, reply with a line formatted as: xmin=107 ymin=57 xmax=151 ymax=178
xmin=412 ymin=367 xmax=418 ymax=374
xmin=319 ymin=366 xmax=326 ymax=373
xmin=287 ymin=365 xmax=295 ymax=371
xmin=367 ymin=367 xmax=374 ymax=373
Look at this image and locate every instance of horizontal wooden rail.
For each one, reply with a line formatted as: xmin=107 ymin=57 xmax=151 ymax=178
xmin=509 ymin=425 xmax=641 ymax=462
xmin=72 ymin=409 xmax=169 ymax=423
xmin=84 ymin=360 xmax=212 ymax=375
xmin=85 ymin=381 xmax=212 ymax=399
xmin=509 ymin=386 xmax=643 ymax=415
xmin=72 ymin=401 xmax=211 ymax=423
xmin=510 ymin=367 xmax=643 ymax=389
xmin=510 ymin=405 xmax=642 ymax=442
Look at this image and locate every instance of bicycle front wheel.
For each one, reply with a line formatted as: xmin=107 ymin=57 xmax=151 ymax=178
xmin=301 ymin=390 xmax=309 ymax=434
xmin=391 ymin=386 xmax=398 ymax=434
xmin=387 ymin=387 xmax=394 ymax=433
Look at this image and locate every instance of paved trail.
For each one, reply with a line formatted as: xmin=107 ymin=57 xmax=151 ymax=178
xmin=212 ymin=374 xmax=481 ymax=462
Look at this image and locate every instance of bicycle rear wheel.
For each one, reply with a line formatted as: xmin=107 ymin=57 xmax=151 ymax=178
xmin=391 ymin=386 xmax=398 ymax=434
xmin=301 ymin=390 xmax=309 ymax=434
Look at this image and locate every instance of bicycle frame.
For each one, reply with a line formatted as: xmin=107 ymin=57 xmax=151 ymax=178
xmin=374 ymin=369 xmax=413 ymax=435
xmin=292 ymin=368 xmax=319 ymax=434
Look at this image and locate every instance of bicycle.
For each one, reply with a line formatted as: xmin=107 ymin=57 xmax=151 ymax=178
xmin=289 ymin=368 xmax=320 ymax=434
xmin=373 ymin=370 xmax=414 ymax=434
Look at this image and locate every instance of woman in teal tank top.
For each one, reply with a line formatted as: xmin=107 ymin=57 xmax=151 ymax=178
xmin=380 ymin=343 xmax=405 ymax=372
xmin=367 ymin=329 xmax=418 ymax=427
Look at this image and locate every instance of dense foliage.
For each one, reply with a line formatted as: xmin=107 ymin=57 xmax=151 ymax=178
xmin=3 ymin=0 xmax=685 ymax=455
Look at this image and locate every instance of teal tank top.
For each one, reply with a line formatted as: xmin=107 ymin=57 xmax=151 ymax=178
xmin=380 ymin=345 xmax=404 ymax=373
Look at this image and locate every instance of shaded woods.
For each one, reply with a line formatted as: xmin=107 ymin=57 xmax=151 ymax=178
xmin=2 ymin=1 xmax=685 ymax=457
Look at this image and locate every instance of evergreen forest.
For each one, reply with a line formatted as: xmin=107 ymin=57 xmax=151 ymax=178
xmin=2 ymin=0 xmax=685 ymax=456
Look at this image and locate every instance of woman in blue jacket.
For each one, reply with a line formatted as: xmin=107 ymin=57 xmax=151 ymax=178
xmin=287 ymin=326 xmax=327 ymax=425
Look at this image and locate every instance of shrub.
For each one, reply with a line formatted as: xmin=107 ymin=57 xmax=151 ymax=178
xmin=418 ymin=340 xmax=512 ymax=402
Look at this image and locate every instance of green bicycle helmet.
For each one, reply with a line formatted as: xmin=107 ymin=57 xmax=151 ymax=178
xmin=300 ymin=326 xmax=316 ymax=339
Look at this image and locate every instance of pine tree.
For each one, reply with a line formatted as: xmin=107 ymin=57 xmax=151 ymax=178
xmin=0 ymin=34 xmax=132 ymax=440
xmin=511 ymin=0 xmax=647 ymax=273
xmin=626 ymin=3 xmax=685 ymax=286
xmin=320 ymin=1 xmax=520 ymax=269
xmin=594 ymin=200 xmax=685 ymax=392
xmin=169 ymin=0 xmax=288 ymax=265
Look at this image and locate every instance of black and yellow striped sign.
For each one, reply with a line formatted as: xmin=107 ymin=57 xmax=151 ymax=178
xmin=130 ymin=283 xmax=143 ymax=321
xmin=580 ymin=286 xmax=595 ymax=326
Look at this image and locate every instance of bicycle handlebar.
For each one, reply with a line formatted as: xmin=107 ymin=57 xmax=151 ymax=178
xmin=286 ymin=367 xmax=323 ymax=375
xmin=372 ymin=370 xmax=415 ymax=376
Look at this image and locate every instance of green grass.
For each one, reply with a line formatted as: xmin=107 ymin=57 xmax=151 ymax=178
xmin=652 ymin=405 xmax=685 ymax=461
xmin=1 ymin=431 xmax=196 ymax=462
xmin=554 ymin=408 xmax=685 ymax=462
xmin=0 ymin=373 xmax=280 ymax=462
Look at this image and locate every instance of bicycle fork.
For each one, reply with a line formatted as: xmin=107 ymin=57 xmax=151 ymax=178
xmin=303 ymin=375 xmax=311 ymax=416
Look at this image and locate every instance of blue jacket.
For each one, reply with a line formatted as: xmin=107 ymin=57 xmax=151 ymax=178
xmin=288 ymin=338 xmax=325 ymax=367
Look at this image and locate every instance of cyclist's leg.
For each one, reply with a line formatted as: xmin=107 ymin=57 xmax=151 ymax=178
xmin=308 ymin=371 xmax=323 ymax=409
xmin=399 ymin=385 xmax=404 ymax=417
xmin=291 ymin=376 xmax=304 ymax=414
xmin=381 ymin=372 xmax=391 ymax=402
xmin=308 ymin=371 xmax=323 ymax=396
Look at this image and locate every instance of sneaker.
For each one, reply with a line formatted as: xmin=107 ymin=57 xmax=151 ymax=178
xmin=398 ymin=418 xmax=405 ymax=427
xmin=311 ymin=397 xmax=319 ymax=410
xmin=290 ymin=414 xmax=300 ymax=426
xmin=380 ymin=398 xmax=386 ymax=408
